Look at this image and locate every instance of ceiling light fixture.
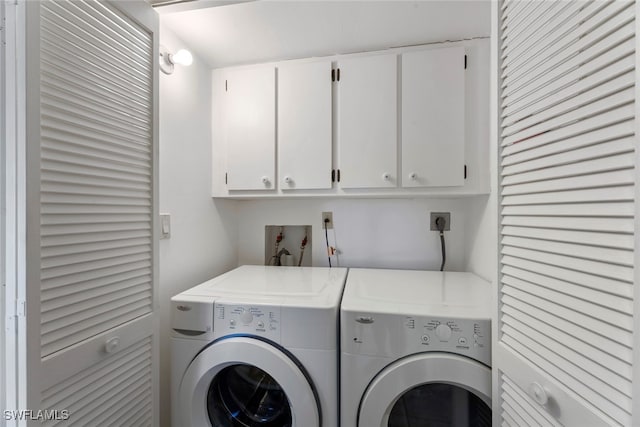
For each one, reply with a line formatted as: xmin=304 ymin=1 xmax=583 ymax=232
xmin=159 ymin=45 xmax=193 ymax=74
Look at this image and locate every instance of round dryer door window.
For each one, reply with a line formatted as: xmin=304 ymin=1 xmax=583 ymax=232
xmin=388 ymin=383 xmax=491 ymax=427
xmin=358 ymin=353 xmax=491 ymax=427
xmin=207 ymin=364 xmax=292 ymax=426
xmin=178 ymin=337 xmax=320 ymax=427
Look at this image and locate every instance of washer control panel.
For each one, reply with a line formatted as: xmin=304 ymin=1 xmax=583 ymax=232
xmin=344 ymin=312 xmax=490 ymax=366
xmin=214 ymin=303 xmax=281 ymax=342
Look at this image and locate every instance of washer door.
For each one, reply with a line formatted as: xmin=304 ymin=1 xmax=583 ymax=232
xmin=179 ymin=336 xmax=320 ymax=427
xmin=358 ymin=353 xmax=491 ymax=427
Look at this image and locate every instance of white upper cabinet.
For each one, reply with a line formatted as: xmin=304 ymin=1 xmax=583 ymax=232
xmin=401 ymin=46 xmax=465 ymax=187
xmin=337 ymin=54 xmax=397 ymax=189
xmin=278 ymin=61 xmax=332 ymax=190
xmin=226 ymin=66 xmax=276 ymax=190
xmin=212 ymin=39 xmax=488 ymax=198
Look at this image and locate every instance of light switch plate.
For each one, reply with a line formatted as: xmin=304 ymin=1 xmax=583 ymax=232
xmin=160 ymin=214 xmax=171 ymax=239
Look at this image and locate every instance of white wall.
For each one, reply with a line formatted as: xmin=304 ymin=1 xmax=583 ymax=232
xmin=0 ymin=0 xmax=6 ymax=415
xmin=158 ymin=26 xmax=238 ymax=426
xmin=237 ymin=197 xmax=485 ymax=272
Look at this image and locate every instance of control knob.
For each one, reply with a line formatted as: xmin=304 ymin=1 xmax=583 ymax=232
xmin=240 ymin=309 xmax=253 ymax=325
xmin=435 ymin=324 xmax=452 ymax=341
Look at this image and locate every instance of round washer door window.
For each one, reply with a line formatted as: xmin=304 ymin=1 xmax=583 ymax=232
xmin=179 ymin=337 xmax=320 ymax=427
xmin=358 ymin=353 xmax=491 ymax=427
xmin=388 ymin=382 xmax=491 ymax=427
xmin=207 ymin=364 xmax=292 ymax=426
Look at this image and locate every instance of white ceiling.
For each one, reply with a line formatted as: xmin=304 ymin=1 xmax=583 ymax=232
xmin=159 ymin=1 xmax=491 ymax=69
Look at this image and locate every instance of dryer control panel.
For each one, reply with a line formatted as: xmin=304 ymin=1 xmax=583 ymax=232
xmin=214 ymin=303 xmax=281 ymax=342
xmin=343 ymin=312 xmax=491 ymax=366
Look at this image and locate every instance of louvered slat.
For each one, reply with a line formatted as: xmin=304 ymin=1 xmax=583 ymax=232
xmin=503 ymin=86 xmax=635 ymax=146
xmin=499 ymin=1 xmax=635 ymax=424
xmin=501 ymin=330 xmax=628 ymax=425
xmin=501 ymin=375 xmax=562 ymax=427
xmin=40 ymin=0 xmax=153 ymax=358
xmin=502 ymin=2 xmax=632 ymax=92
xmin=502 ymin=235 xmax=633 ymax=266
xmin=502 ymin=137 xmax=634 ymax=174
xmin=502 ymin=0 xmax=579 ymax=60
xmin=41 ymin=338 xmax=152 ymax=427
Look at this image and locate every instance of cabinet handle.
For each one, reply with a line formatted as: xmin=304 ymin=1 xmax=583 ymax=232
xmin=261 ymin=176 xmax=270 ymax=185
xmin=528 ymin=382 xmax=548 ymax=406
xmin=382 ymin=173 xmax=391 ymax=181
xmin=409 ymin=172 xmax=418 ymax=180
xmin=284 ymin=176 xmax=292 ymax=184
xmin=104 ymin=336 xmax=120 ymax=354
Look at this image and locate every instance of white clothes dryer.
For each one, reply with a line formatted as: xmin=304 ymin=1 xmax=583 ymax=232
xmin=341 ymin=268 xmax=492 ymax=427
xmin=171 ymin=265 xmax=348 ymax=427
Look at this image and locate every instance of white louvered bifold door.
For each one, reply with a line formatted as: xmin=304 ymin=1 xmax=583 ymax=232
xmin=496 ymin=1 xmax=636 ymax=426
xmin=23 ymin=1 xmax=158 ymax=425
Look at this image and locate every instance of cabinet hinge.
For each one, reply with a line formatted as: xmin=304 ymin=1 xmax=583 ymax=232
xmin=331 ymin=169 xmax=336 ymax=182
xmin=337 ymin=169 xmax=341 ymax=182
xmin=331 ymin=69 xmax=335 ymax=82
xmin=337 ymin=68 xmax=341 ymax=81
xmin=464 ymin=55 xmax=467 ymax=70
xmin=225 ymin=172 xmax=228 ymax=184
xmin=464 ymin=165 xmax=467 ymax=180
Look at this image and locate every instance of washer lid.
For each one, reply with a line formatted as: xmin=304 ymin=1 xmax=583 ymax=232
xmin=179 ymin=265 xmax=348 ymax=308
xmin=341 ymin=268 xmax=491 ymax=318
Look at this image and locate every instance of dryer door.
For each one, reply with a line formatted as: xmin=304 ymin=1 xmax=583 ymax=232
xmin=179 ymin=336 xmax=320 ymax=427
xmin=359 ymin=353 xmax=491 ymax=427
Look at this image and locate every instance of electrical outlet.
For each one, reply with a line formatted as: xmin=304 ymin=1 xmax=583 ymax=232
xmin=430 ymin=212 xmax=451 ymax=231
xmin=322 ymin=212 xmax=333 ymax=229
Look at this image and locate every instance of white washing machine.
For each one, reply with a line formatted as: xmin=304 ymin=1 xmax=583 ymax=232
xmin=341 ymin=268 xmax=492 ymax=427
xmin=171 ymin=265 xmax=348 ymax=427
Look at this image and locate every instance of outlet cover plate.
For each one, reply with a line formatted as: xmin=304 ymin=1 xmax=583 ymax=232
xmin=430 ymin=212 xmax=451 ymax=231
xmin=322 ymin=212 xmax=333 ymax=229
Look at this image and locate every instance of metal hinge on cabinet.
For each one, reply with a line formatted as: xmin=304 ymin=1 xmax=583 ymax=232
xmin=337 ymin=169 xmax=341 ymax=182
xmin=225 ymin=80 xmax=228 ymax=91
xmin=331 ymin=68 xmax=341 ymax=82
xmin=464 ymin=55 xmax=467 ymax=70
xmin=331 ymin=169 xmax=336 ymax=182
xmin=464 ymin=165 xmax=467 ymax=180
xmin=225 ymin=172 xmax=228 ymax=184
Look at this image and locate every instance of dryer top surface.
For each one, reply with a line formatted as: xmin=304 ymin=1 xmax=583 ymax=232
xmin=341 ymin=268 xmax=491 ymax=319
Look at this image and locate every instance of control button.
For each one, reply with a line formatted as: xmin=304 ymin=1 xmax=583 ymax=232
xmin=240 ymin=309 xmax=253 ymax=325
xmin=229 ymin=319 xmax=236 ymax=327
xmin=474 ymin=342 xmax=479 ymax=348
xmin=421 ymin=335 xmax=430 ymax=343
xmin=458 ymin=337 xmax=468 ymax=345
xmin=473 ymin=334 xmax=479 ymax=339
xmin=269 ymin=322 xmax=277 ymax=330
xmin=257 ymin=321 xmax=265 ymax=328
xmin=435 ymin=324 xmax=452 ymax=341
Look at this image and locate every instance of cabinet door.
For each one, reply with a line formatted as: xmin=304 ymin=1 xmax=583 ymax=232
xmin=338 ymin=54 xmax=397 ymax=188
xmin=226 ymin=66 xmax=276 ymax=190
xmin=278 ymin=61 xmax=332 ymax=190
xmin=401 ymin=47 xmax=465 ymax=187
